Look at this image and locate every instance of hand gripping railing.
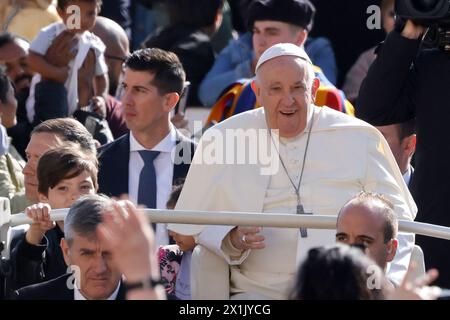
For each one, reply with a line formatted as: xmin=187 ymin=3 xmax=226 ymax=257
xmin=2 ymin=205 xmax=450 ymax=259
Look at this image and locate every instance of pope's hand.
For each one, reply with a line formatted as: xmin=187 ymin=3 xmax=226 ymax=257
xmin=230 ymin=226 xmax=265 ymax=251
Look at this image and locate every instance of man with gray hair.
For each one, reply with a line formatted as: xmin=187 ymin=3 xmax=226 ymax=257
xmin=13 ymin=194 xmax=125 ymax=300
xmin=336 ymin=192 xmax=399 ymax=272
xmin=171 ymin=43 xmax=416 ymax=299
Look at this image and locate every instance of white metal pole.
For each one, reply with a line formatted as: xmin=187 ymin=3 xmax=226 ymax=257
xmin=8 ymin=208 xmax=450 ymax=240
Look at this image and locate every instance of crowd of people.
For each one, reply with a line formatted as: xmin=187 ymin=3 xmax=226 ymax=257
xmin=0 ymin=0 xmax=448 ymax=301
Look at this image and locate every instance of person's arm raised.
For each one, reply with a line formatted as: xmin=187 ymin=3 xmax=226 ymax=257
xmin=97 ymin=200 xmax=166 ymax=300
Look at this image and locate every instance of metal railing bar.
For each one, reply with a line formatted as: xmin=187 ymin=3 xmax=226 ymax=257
xmin=8 ymin=209 xmax=450 ymax=241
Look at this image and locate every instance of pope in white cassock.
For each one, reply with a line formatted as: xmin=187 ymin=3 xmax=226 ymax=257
xmin=170 ymin=43 xmax=417 ymax=300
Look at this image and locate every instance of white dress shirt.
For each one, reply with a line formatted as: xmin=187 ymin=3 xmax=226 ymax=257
xmin=129 ymin=126 xmax=177 ymax=247
xmin=74 ymin=282 xmax=121 ymax=300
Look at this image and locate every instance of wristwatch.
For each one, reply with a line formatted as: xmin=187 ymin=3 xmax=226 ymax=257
xmin=124 ymin=277 xmax=164 ymax=291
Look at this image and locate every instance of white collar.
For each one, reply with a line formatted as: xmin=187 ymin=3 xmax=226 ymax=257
xmin=305 ymin=103 xmax=314 ymax=132
xmin=74 ymin=281 xmax=121 ymax=300
xmin=129 ymin=125 xmax=177 ymax=153
xmin=403 ymin=165 xmax=412 ymax=186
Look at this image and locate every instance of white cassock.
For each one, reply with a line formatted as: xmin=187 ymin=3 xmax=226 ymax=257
xmin=171 ymin=105 xmax=416 ymax=300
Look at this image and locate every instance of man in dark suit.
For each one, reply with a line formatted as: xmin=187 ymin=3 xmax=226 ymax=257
xmin=375 ymin=119 xmax=416 ymax=190
xmin=12 ymin=273 xmax=126 ymax=300
xmin=14 ymin=194 xmax=126 ymax=300
xmin=357 ymin=19 xmax=450 ymax=287
xmin=98 ymin=48 xmax=196 ymax=247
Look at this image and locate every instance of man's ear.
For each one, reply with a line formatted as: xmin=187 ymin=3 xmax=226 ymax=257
xmin=60 ymin=238 xmax=71 ymax=266
xmin=404 ymin=134 xmax=417 ymax=158
xmin=295 ymin=29 xmax=308 ymax=46
xmin=164 ymin=92 xmax=180 ymax=112
xmin=310 ymin=78 xmax=320 ymax=102
xmin=386 ymin=239 xmax=398 ymax=262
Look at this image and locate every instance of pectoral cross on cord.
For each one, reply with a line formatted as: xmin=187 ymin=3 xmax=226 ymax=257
xmin=269 ymin=113 xmax=315 ymax=238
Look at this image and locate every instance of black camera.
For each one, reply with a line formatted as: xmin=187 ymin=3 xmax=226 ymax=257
xmin=396 ymin=0 xmax=450 ymax=51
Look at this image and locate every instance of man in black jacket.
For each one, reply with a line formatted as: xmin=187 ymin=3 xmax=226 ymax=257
xmin=98 ymin=48 xmax=196 ymax=248
xmin=14 ymin=194 xmax=125 ymax=300
xmin=357 ymin=19 xmax=450 ymax=287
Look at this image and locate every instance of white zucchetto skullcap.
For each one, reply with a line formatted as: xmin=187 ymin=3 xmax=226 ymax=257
xmin=255 ymin=43 xmax=312 ymax=73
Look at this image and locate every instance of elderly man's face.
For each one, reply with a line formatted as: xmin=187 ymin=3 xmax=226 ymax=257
xmin=335 ymin=203 xmax=397 ymax=271
xmin=61 ymin=235 xmax=122 ymax=300
xmin=0 ymin=39 xmax=32 ymax=93
xmin=254 ymin=56 xmax=317 ymax=138
xmin=23 ymin=133 xmax=62 ymax=202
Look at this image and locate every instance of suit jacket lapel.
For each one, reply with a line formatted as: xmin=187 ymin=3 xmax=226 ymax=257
xmin=408 ymin=165 xmax=415 ymax=190
xmin=114 ymin=134 xmax=130 ymax=194
xmin=116 ymin=281 xmax=126 ymax=300
xmin=56 ymin=274 xmax=75 ymax=300
xmin=111 ymin=134 xmax=130 ymax=196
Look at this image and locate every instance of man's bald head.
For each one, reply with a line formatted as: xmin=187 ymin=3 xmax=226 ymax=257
xmin=93 ymin=16 xmax=129 ymax=56
xmin=92 ymin=16 xmax=129 ymax=95
xmin=336 ymin=192 xmax=399 ymax=270
xmin=338 ymin=192 xmax=398 ymax=241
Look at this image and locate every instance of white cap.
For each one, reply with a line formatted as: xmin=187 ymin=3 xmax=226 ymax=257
xmin=255 ymin=43 xmax=312 ymax=73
